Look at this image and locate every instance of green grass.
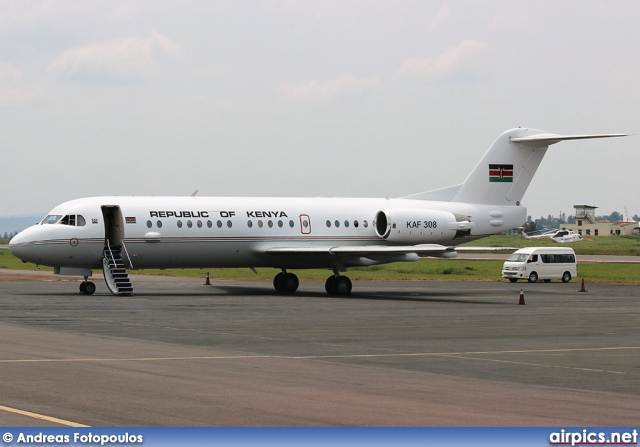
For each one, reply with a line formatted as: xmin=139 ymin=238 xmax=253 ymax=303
xmin=460 ymin=234 xmax=640 ymax=256
xmin=2 ymin=248 xmax=638 ymax=284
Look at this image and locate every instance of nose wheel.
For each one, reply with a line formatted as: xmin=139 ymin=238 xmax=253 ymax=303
xmin=79 ymin=280 xmax=96 ymax=295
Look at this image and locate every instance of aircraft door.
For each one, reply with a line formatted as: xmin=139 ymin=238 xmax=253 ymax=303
xmin=299 ymin=214 xmax=311 ymax=234
xmin=101 ymin=206 xmax=124 ymax=248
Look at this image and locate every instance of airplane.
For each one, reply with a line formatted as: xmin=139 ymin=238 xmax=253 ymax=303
xmin=9 ymin=128 xmax=626 ymax=296
xmin=522 ymin=228 xmax=583 ymax=243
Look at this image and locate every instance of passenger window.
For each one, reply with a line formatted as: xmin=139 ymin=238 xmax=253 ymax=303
xmin=177 ymin=220 xmax=183 ymax=228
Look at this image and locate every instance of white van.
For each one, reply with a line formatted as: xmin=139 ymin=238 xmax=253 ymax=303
xmin=502 ymin=247 xmax=577 ymax=283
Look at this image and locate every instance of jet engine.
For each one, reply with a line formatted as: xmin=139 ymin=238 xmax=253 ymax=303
xmin=374 ymin=208 xmax=474 ymax=244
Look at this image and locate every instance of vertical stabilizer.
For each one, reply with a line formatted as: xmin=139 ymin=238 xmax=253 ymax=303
xmin=446 ymin=128 xmax=626 ymax=206
xmin=452 ymin=128 xmax=547 ymax=205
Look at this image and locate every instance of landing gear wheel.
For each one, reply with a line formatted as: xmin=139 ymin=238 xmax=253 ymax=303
xmin=335 ymin=276 xmax=352 ymax=295
xmin=325 ymin=276 xmax=337 ymax=294
xmin=325 ymin=275 xmax=352 ymax=296
xmin=80 ymin=281 xmax=96 ymax=295
xmin=528 ymin=272 xmax=538 ymax=283
xmin=273 ymin=272 xmax=299 ymax=293
xmin=273 ymin=272 xmax=284 ymax=292
xmin=85 ymin=282 xmax=96 ymax=295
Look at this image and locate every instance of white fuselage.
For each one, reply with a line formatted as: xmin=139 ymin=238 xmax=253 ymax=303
xmin=8 ymin=128 xmax=625 ymax=296
xmin=10 ymin=196 xmax=526 ymax=271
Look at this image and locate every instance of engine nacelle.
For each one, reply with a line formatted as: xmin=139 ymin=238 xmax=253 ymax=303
xmin=374 ymin=208 xmax=474 ymax=244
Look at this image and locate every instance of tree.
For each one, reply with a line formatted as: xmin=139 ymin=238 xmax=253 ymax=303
xmin=522 ymin=216 xmax=537 ymax=234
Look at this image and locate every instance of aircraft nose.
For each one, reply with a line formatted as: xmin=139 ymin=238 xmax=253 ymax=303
xmin=9 ymin=226 xmax=40 ymax=263
xmin=9 ymin=231 xmax=28 ymax=260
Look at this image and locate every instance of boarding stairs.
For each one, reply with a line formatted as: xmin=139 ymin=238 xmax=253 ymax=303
xmin=103 ymin=243 xmax=134 ymax=296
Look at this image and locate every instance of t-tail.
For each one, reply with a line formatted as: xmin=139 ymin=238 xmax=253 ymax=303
xmin=404 ymin=128 xmax=627 ymax=205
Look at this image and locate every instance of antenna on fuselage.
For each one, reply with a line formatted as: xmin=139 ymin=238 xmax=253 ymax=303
xmin=191 ymin=190 xmax=199 ymax=197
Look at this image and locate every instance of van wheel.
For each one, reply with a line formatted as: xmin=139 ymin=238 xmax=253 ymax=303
xmin=508 ymin=278 xmax=518 ymax=283
xmin=562 ymin=271 xmax=572 ymax=283
xmin=528 ymin=272 xmax=538 ymax=283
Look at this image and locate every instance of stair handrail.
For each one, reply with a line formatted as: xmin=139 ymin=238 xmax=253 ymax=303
xmin=121 ymin=240 xmax=134 ymax=269
xmin=105 ymin=240 xmax=114 ymax=261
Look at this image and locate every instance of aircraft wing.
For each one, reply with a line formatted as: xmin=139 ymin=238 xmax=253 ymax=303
xmin=264 ymin=244 xmax=456 ymax=258
xmin=262 ymin=244 xmax=516 ymax=263
xmin=453 ymin=246 xmax=516 ymax=252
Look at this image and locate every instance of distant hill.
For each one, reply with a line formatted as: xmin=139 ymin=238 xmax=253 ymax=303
xmin=0 ymin=215 xmax=44 ymax=237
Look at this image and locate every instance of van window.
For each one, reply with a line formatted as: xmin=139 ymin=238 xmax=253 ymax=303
xmin=541 ymin=253 xmax=575 ymax=263
xmin=507 ymin=253 xmax=529 ymax=262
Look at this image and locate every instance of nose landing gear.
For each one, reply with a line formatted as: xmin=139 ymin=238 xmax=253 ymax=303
xmin=79 ymin=277 xmax=96 ymax=295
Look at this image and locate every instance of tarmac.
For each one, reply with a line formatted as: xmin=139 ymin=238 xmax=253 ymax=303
xmin=0 ymin=272 xmax=639 ymax=426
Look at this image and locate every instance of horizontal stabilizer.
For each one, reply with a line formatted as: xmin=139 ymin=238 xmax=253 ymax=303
xmin=510 ymin=133 xmax=628 ymax=147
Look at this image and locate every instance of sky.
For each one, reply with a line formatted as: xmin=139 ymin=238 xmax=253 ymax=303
xmin=1 ymin=0 xmax=638 ymax=220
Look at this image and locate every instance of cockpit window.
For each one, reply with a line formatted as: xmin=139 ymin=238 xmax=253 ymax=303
xmin=53 ymin=215 xmax=87 ymax=227
xmin=41 ymin=215 xmax=62 ymax=224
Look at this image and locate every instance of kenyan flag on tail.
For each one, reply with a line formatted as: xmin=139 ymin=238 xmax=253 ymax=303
xmin=489 ymin=164 xmax=513 ymax=182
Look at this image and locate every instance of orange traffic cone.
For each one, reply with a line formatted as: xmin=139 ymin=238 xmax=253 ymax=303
xmin=204 ymin=272 xmax=211 ymax=285
xmin=579 ymin=278 xmax=587 ymax=292
xmin=518 ymin=289 xmax=525 ymax=305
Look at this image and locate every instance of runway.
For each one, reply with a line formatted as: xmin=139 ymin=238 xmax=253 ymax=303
xmin=0 ymin=274 xmax=639 ymax=426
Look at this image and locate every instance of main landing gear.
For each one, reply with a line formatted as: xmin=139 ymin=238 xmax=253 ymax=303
xmin=79 ymin=277 xmax=96 ymax=295
xmin=324 ymin=275 xmax=352 ymax=296
xmin=271 ymin=270 xmax=353 ymax=296
xmin=273 ymin=271 xmax=299 ymax=293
